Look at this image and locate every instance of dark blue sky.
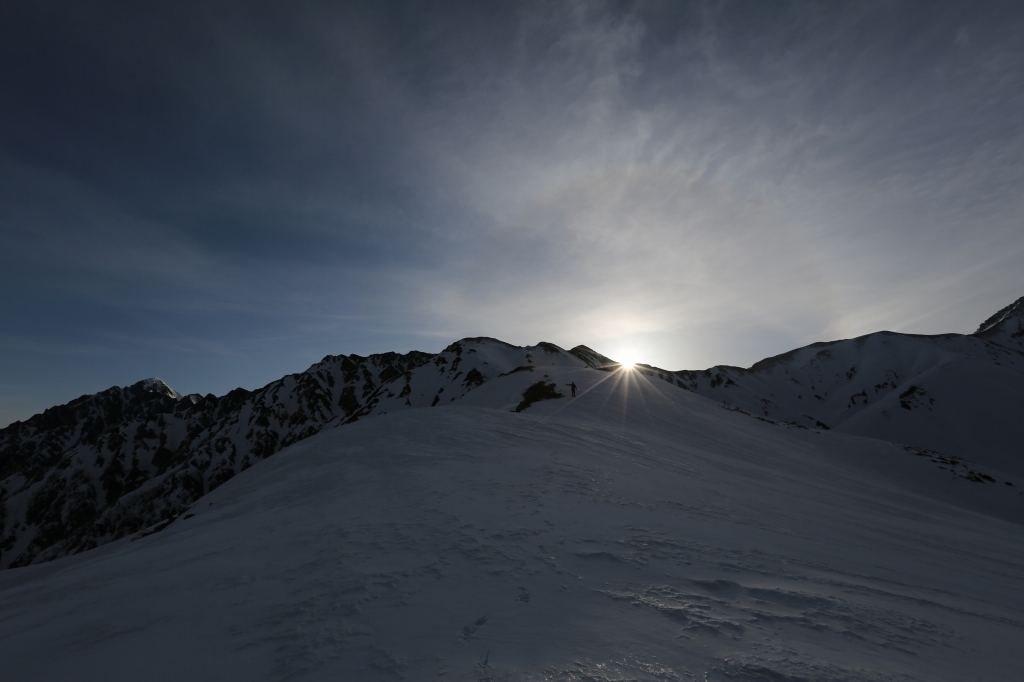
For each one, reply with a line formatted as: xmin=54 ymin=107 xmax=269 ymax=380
xmin=3 ymin=1 xmax=1023 ymax=426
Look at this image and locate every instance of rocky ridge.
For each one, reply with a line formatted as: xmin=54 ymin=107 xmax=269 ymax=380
xmin=2 ymin=295 xmax=1022 ymax=569
xmin=0 ymin=340 xmax=612 ymax=568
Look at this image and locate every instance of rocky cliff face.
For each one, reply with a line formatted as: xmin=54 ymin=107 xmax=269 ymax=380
xmin=0 ymin=339 xmax=608 ymax=569
xmin=0 ymin=349 xmax=432 ymax=568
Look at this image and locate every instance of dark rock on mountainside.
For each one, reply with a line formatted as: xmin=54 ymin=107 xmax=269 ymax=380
xmin=0 ymin=338 xmax=595 ymax=569
xmin=0 ymin=350 xmax=431 ymax=568
xmin=515 ymin=381 xmax=564 ymax=412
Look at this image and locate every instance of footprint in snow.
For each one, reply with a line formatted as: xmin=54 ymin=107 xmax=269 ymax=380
xmin=459 ymin=615 xmax=489 ymax=641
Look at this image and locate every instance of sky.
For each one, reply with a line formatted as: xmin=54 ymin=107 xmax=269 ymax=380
xmin=2 ymin=0 xmax=1023 ymax=427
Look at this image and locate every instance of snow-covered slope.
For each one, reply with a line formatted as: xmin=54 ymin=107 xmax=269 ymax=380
xmin=975 ymin=294 xmax=1024 ymax=352
xmin=1 ymin=366 xmax=1020 ymax=681
xmin=675 ymin=302 xmax=1024 ymax=477
xmin=0 ymin=340 xmax=607 ymax=568
xmin=0 ymin=349 xmax=434 ymax=567
xmin=2 ymin=296 xmax=1022 ymax=570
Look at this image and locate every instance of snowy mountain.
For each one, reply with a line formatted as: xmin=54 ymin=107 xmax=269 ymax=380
xmin=1 ymin=297 xmax=1022 ymax=574
xmin=0 ymin=340 xmax=610 ymax=568
xmin=674 ymin=295 xmax=1024 ymax=477
xmin=1 ymin=354 xmax=1021 ymax=680
xmin=975 ymin=293 xmax=1024 ymax=351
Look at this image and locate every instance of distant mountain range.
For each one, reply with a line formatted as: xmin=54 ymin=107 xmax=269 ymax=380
xmin=1 ymin=295 xmax=1021 ymax=569
xmin=678 ymin=295 xmax=1024 ymax=476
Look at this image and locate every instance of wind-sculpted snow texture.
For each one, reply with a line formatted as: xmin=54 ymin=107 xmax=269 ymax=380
xmin=0 ymin=339 xmax=617 ymax=568
xmin=0 ymin=366 xmax=1021 ymax=680
xmin=674 ymin=298 xmax=1024 ymax=477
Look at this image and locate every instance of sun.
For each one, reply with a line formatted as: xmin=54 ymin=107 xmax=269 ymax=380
xmin=617 ymin=351 xmax=638 ymax=369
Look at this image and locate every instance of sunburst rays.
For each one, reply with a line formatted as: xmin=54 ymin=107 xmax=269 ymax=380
xmin=538 ymin=362 xmax=679 ymax=426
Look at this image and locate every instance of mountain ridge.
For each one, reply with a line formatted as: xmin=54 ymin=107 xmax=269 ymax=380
xmin=2 ymin=296 xmax=1022 ymax=569
xmin=0 ymin=340 xmax=603 ymax=568
xmin=673 ymin=299 xmax=1024 ymax=476
xmin=3 ymin=354 xmax=1022 ymax=680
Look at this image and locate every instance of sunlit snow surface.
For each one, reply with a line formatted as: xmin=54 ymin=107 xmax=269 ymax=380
xmin=1 ymin=366 xmax=1022 ymax=681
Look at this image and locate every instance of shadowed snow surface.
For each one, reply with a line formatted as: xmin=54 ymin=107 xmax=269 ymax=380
xmin=1 ymin=366 xmax=1021 ymax=681
xmin=676 ymin=330 xmax=1024 ymax=476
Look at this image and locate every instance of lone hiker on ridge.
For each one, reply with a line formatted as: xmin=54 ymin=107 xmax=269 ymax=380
xmin=568 ymin=381 xmax=577 ymax=397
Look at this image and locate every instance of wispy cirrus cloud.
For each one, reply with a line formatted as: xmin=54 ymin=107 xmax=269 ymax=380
xmin=2 ymin=0 xmax=1023 ymax=425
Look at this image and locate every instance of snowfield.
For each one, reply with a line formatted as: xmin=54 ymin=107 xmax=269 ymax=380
xmin=5 ymin=301 xmax=1023 ymax=572
xmin=1 ymin=364 xmax=1021 ymax=681
xmin=675 ymin=331 xmax=1024 ymax=477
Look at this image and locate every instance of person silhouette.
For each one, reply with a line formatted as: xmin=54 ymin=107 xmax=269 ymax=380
xmin=568 ymin=381 xmax=577 ymax=397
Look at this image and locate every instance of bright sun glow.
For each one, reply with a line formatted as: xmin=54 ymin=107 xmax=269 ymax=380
xmin=617 ymin=351 xmax=638 ymax=369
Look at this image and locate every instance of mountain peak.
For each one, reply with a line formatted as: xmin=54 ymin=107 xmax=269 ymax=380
xmin=975 ymin=295 xmax=1024 ymax=334
xmin=130 ymin=378 xmax=182 ymax=400
xmin=568 ymin=345 xmax=617 ymax=370
xmin=973 ymin=295 xmax=1024 ymax=352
